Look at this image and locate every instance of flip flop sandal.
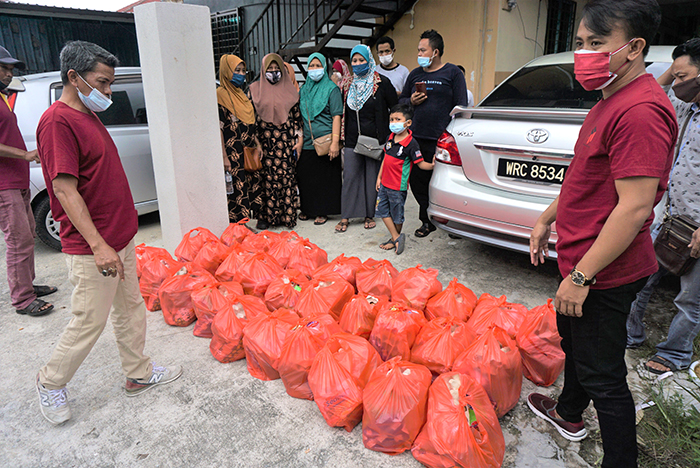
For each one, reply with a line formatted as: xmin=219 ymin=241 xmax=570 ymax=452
xmin=314 ymin=217 xmax=328 ymax=225
xmin=379 ymin=239 xmax=396 ymax=251
xmin=364 ymin=218 xmax=376 ymax=229
xmin=16 ymin=298 xmax=54 ymax=317
xmin=33 ymin=285 xmax=57 ymax=297
xmin=395 ymin=233 xmax=406 ymax=255
xmin=335 ymin=221 xmax=349 ymax=233
xmin=298 ymin=213 xmax=310 ymax=221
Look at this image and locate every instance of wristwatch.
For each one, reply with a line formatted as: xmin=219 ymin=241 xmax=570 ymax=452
xmin=570 ymin=267 xmax=596 ymax=287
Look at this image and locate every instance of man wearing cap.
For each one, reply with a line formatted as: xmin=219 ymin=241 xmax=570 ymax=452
xmin=0 ymin=46 xmax=57 ymax=317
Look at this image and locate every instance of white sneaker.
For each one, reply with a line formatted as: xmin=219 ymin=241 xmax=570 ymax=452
xmin=125 ymin=363 xmax=183 ymax=397
xmin=36 ymin=374 xmax=71 ymax=425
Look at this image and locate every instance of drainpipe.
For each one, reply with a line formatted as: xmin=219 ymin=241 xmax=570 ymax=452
xmin=478 ymin=0 xmax=489 ymax=100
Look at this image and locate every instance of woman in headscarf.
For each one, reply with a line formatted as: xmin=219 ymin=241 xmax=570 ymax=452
xmin=331 ymin=59 xmax=352 ymax=95
xmin=217 ymin=54 xmax=263 ymax=223
xmin=296 ymin=52 xmax=343 ymax=225
xmin=249 ymin=53 xmax=303 ymax=230
xmin=336 ymin=44 xmax=398 ymax=233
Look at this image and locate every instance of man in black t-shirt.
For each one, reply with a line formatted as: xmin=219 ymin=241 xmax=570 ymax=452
xmin=399 ymin=29 xmax=468 ymax=238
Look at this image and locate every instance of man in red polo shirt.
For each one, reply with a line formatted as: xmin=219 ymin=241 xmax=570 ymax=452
xmin=0 ymin=46 xmax=56 ymax=317
xmin=35 ymin=41 xmax=181 ymax=426
xmin=528 ymin=1 xmax=677 ymax=467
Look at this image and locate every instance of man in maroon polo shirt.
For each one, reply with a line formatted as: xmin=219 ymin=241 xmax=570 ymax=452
xmin=0 ymin=46 xmax=56 ymax=317
xmin=527 ymin=1 xmax=677 ymax=467
xmin=34 ymin=41 xmax=181 ymax=426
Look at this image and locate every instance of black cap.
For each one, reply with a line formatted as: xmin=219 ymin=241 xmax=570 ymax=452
xmin=0 ymin=46 xmax=25 ymax=70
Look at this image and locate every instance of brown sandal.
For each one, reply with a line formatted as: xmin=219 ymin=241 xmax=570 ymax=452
xmin=335 ymin=220 xmax=349 ymax=233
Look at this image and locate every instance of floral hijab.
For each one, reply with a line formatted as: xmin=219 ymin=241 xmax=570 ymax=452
xmin=346 ymin=44 xmax=380 ymax=111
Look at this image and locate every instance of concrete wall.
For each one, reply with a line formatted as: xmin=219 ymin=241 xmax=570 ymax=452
xmin=494 ymin=0 xmax=547 ymax=86
xmin=383 ymin=0 xmax=501 ymax=102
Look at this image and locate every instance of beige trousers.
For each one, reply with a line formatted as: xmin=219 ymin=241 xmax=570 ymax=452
xmin=39 ymin=239 xmax=151 ymax=390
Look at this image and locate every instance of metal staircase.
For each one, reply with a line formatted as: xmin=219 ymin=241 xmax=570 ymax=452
xmin=232 ymin=0 xmax=418 ymax=80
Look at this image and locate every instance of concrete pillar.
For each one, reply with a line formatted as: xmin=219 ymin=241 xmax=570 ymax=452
xmin=134 ymin=2 xmax=229 ymax=253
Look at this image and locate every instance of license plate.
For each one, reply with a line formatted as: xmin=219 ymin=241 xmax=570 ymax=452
xmin=497 ymin=158 xmax=567 ymax=185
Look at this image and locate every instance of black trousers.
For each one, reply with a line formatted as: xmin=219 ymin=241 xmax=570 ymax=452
xmin=410 ymin=138 xmax=437 ymax=226
xmin=556 ymin=277 xmax=648 ymax=468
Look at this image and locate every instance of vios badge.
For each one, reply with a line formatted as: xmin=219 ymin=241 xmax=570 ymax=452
xmin=526 ymin=128 xmax=549 ymax=144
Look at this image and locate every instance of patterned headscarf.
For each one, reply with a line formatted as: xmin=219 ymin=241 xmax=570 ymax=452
xmin=299 ymin=53 xmax=338 ymax=122
xmin=332 ymin=59 xmax=352 ymax=97
xmin=347 ymin=44 xmax=380 ymax=111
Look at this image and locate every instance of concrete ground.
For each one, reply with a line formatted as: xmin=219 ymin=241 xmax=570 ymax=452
xmin=0 ymin=195 xmax=691 ymax=468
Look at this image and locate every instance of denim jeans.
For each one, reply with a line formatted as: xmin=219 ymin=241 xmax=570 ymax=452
xmin=556 ymin=277 xmax=647 ymax=468
xmin=627 ymin=259 xmax=700 ymax=370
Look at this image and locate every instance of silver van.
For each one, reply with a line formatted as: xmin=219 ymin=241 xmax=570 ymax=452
xmin=13 ymin=67 xmax=157 ymax=250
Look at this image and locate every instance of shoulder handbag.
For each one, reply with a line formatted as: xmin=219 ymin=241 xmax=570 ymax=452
xmin=305 ymin=109 xmax=333 ymax=156
xmin=243 ymin=146 xmax=262 ymax=172
xmin=353 ymin=109 xmax=384 ymax=161
xmin=653 ymin=109 xmax=699 ymax=276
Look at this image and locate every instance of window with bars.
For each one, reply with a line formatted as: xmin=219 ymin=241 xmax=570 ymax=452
xmin=544 ymin=0 xmax=577 ymax=55
xmin=211 ymin=8 xmax=242 ymax=74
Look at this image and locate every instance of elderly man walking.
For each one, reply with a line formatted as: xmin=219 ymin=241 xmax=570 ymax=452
xmin=0 ymin=46 xmax=57 ymax=317
xmin=35 ymin=41 xmax=181 ymax=426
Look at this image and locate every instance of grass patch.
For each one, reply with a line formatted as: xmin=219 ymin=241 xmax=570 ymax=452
xmin=637 ymin=381 xmax=700 ymax=468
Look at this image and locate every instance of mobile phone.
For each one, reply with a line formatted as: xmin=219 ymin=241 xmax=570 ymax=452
xmin=415 ymin=82 xmax=426 ymax=93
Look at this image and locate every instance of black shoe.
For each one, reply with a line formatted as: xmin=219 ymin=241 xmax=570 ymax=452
xmin=415 ymin=222 xmax=436 ymax=238
xmin=256 ymin=220 xmax=270 ymax=230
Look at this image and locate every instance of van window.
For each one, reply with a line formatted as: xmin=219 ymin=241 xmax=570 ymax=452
xmin=52 ymin=76 xmax=147 ymax=126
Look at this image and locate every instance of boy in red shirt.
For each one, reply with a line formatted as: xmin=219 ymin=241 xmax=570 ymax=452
xmin=375 ymin=104 xmax=434 ymax=254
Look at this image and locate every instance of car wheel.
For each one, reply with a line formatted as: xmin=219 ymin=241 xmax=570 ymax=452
xmin=33 ymin=195 xmax=62 ymax=251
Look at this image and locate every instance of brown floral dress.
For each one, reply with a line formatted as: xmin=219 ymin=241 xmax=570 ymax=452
xmin=219 ymin=105 xmax=263 ymax=222
xmin=255 ymin=103 xmax=302 ymax=228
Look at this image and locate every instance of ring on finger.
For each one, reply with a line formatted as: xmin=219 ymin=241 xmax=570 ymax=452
xmin=101 ymin=269 xmax=109 ymax=276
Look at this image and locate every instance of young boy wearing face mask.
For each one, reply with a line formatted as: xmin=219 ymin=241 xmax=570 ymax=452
xmin=376 ymin=36 xmax=409 ymax=96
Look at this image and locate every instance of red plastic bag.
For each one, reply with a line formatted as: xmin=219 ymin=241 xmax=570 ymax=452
xmin=209 ymin=300 xmax=249 ymax=363
xmin=369 ymin=302 xmax=427 ymax=361
xmin=242 ymin=308 xmax=300 ymax=380
xmin=410 ymin=317 xmax=477 ymax=375
xmin=308 ymin=333 xmax=383 ymax=432
xmin=214 ymin=244 xmax=256 ymax=282
xmin=220 ymin=218 xmax=252 ymax=246
xmin=356 ymin=258 xmax=399 ymax=298
xmin=313 ymin=254 xmax=363 ymax=289
xmin=338 ymin=294 xmax=385 ymax=339
xmin=469 ymin=294 xmax=528 ymax=338
xmin=277 ymin=314 xmax=343 ymax=399
xmin=264 ymin=269 xmax=309 ymax=311
xmin=193 ymin=240 xmax=231 ymax=275
xmin=425 ymin=278 xmax=477 ymax=322
xmin=231 ymin=251 xmax=284 ymax=297
xmin=295 ymin=273 xmax=354 ymax=320
xmin=139 ymin=253 xmax=183 ymax=311
xmin=411 ymin=372 xmax=506 ymax=468
xmin=159 ymin=264 xmax=215 ymax=327
xmin=286 ymin=239 xmax=328 ymax=278
xmin=191 ymin=281 xmax=242 ymax=338
xmin=135 ymin=243 xmax=172 ymax=279
xmin=362 ymin=357 xmax=432 ymax=454
xmin=391 ymin=265 xmax=442 ymax=311
xmin=240 ymin=230 xmax=280 ymax=253
xmin=229 ymin=293 xmax=270 ymax=321
xmin=266 ymin=231 xmax=303 ymax=268
xmin=174 ymin=227 xmax=219 ymax=262
xmin=452 ymin=326 xmax=522 ymax=418
xmin=516 ymin=299 xmax=565 ymax=387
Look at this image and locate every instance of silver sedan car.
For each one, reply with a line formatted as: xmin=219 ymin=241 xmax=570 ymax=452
xmin=428 ymin=47 xmax=674 ymax=258
xmin=12 ymin=67 xmax=157 ymax=251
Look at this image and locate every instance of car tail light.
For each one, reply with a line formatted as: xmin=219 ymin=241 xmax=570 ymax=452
xmin=434 ymin=131 xmax=462 ymax=166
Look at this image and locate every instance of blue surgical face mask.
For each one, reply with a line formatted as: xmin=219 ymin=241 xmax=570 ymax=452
xmin=308 ymin=68 xmax=325 ymax=82
xmin=417 ymin=52 xmax=435 ymax=69
xmin=352 ymin=62 xmax=370 ymax=77
xmin=230 ymin=73 xmax=246 ymax=88
xmin=389 ymin=122 xmax=406 ymax=134
xmin=76 ymin=73 xmax=112 ymax=113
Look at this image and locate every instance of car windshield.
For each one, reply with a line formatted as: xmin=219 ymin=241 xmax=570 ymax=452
xmin=481 ymin=63 xmax=602 ymax=109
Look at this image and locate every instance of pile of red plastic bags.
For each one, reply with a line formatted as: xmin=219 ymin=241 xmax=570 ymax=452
xmin=135 ymin=219 xmax=566 ymax=468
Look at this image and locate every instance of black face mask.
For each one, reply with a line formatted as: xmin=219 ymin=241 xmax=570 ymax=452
xmin=672 ymin=75 xmax=700 ymax=103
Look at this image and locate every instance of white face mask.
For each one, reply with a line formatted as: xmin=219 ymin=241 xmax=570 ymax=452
xmin=379 ymin=54 xmax=394 ymax=67
xmin=76 ymin=73 xmax=112 ymax=113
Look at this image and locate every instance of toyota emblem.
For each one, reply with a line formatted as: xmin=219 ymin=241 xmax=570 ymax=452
xmin=526 ymin=128 xmax=549 ymax=144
